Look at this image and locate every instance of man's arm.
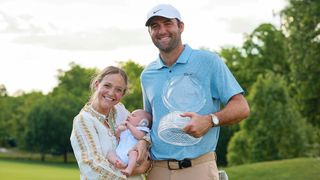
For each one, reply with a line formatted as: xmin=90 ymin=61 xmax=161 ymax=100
xmin=182 ymin=93 xmax=250 ymax=138
xmin=213 ymin=93 xmax=250 ymax=126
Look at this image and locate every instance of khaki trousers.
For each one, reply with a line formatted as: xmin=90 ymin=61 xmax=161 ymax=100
xmin=147 ymin=152 xmax=219 ymax=180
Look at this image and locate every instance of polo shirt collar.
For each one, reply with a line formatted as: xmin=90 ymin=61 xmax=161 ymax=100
xmin=154 ymin=44 xmax=192 ymax=69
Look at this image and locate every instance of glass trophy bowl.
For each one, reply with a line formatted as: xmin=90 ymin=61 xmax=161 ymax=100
xmin=162 ymin=74 xmax=206 ymax=112
xmin=158 ymin=111 xmax=202 ymax=146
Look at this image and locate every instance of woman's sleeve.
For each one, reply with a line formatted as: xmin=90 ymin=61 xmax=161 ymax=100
xmin=115 ymin=103 xmax=130 ymax=126
xmin=70 ymin=114 xmax=126 ymax=180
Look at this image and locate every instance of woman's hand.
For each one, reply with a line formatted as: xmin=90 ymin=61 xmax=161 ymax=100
xmin=133 ymin=140 xmax=149 ymax=164
xmin=131 ymin=156 xmax=151 ymax=176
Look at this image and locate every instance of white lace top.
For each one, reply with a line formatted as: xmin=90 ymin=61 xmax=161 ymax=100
xmin=70 ymin=103 xmax=129 ymax=180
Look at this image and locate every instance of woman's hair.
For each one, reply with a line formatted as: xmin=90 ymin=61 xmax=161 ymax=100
xmin=89 ymin=66 xmax=128 ymax=102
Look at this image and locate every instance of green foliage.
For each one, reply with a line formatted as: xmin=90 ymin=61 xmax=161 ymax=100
xmin=0 ymin=91 xmax=44 ymax=148
xmin=53 ymin=62 xmax=96 ymax=100
xmin=0 ymin=95 xmax=14 ymax=147
xmin=226 ymin=130 xmax=250 ymax=165
xmin=227 ymin=73 xmax=308 ymax=165
xmin=282 ymin=0 xmax=320 ymax=128
xmin=216 ymin=125 xmax=240 ymax=166
xmin=220 ymin=23 xmax=290 ymax=166
xmin=0 ymin=84 xmax=7 ymax=96
xmin=13 ymin=92 xmax=45 ymax=148
xmin=119 ymin=60 xmax=145 ymax=112
xmin=25 ymin=97 xmax=57 ymax=160
xmin=25 ymin=63 xmax=95 ymax=162
xmin=221 ymin=23 xmax=289 ymax=93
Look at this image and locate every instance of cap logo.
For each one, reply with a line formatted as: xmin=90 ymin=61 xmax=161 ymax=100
xmin=153 ymin=9 xmax=162 ymax=14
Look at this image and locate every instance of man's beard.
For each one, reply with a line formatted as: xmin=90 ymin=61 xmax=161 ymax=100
xmin=153 ymin=35 xmax=181 ymax=53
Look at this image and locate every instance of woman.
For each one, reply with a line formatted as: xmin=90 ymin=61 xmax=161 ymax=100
xmin=70 ymin=66 xmax=150 ymax=180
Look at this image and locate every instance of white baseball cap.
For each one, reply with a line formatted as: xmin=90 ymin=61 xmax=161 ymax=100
xmin=145 ymin=4 xmax=181 ymax=26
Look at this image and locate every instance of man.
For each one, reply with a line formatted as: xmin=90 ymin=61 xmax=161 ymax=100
xmin=140 ymin=4 xmax=250 ymax=180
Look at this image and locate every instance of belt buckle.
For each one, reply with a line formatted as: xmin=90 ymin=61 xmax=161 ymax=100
xmin=167 ymin=159 xmax=192 ymax=170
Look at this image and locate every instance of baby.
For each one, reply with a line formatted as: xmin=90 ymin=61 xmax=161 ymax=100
xmin=107 ymin=109 xmax=151 ymax=176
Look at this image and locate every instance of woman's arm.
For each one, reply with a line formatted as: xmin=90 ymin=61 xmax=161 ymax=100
xmin=70 ymin=114 xmax=126 ymax=180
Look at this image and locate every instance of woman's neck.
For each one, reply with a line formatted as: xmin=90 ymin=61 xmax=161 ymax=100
xmin=91 ymin=103 xmax=111 ymax=117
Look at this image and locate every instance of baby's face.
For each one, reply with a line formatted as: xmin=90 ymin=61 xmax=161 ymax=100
xmin=127 ymin=110 xmax=146 ymax=126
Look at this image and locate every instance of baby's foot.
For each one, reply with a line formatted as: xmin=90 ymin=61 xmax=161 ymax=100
xmin=114 ymin=160 xmax=126 ymax=169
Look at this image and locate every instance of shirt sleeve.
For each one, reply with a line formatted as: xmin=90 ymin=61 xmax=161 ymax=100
xmin=115 ymin=103 xmax=130 ymax=126
xmin=70 ymin=114 xmax=126 ymax=180
xmin=141 ymin=83 xmax=152 ymax=114
xmin=210 ymin=54 xmax=244 ymax=104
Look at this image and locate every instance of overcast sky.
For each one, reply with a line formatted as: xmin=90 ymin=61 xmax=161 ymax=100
xmin=0 ymin=0 xmax=287 ymax=95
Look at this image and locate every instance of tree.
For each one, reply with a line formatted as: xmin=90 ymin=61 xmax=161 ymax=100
xmin=25 ymin=63 xmax=95 ymax=162
xmin=218 ymin=23 xmax=289 ymax=165
xmin=221 ymin=23 xmax=289 ymax=93
xmin=281 ymin=0 xmax=320 ymax=128
xmin=0 ymin=95 xmax=12 ymax=147
xmin=0 ymin=84 xmax=7 ymax=96
xmin=227 ymin=73 xmax=308 ymax=165
xmin=119 ymin=60 xmax=145 ymax=111
xmin=13 ymin=92 xmax=45 ymax=148
xmin=53 ymin=62 xmax=95 ymax=100
xmin=0 ymin=91 xmax=44 ymax=148
xmin=25 ymin=97 xmax=55 ymax=161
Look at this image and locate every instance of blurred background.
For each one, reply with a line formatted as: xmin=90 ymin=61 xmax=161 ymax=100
xmin=0 ymin=0 xmax=319 ymax=179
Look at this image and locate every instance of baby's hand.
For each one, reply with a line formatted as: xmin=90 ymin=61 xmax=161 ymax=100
xmin=117 ymin=124 xmax=126 ymax=131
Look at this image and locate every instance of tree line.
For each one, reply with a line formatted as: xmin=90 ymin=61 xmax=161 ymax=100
xmin=0 ymin=0 xmax=319 ymax=165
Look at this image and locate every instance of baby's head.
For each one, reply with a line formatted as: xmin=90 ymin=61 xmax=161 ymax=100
xmin=127 ymin=109 xmax=152 ymax=127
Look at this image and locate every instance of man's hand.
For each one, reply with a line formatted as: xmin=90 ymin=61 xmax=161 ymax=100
xmin=132 ymin=139 xmax=149 ymax=164
xmin=181 ymin=112 xmax=212 ymax=138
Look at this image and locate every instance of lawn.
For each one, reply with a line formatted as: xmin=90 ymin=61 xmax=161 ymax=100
xmin=224 ymin=157 xmax=320 ymax=180
xmin=0 ymin=159 xmax=79 ymax=180
xmin=0 ymin=157 xmax=319 ymax=179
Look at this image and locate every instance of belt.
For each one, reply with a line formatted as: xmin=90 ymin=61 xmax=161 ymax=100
xmin=152 ymin=152 xmax=216 ymax=170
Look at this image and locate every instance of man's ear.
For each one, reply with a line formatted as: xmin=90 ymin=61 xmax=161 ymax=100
xmin=178 ymin=21 xmax=184 ymax=33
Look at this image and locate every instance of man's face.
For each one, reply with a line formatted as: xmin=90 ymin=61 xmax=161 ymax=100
xmin=148 ymin=16 xmax=184 ymax=53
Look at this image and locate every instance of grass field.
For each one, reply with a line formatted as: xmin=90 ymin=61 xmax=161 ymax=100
xmin=0 ymin=159 xmax=79 ymax=180
xmin=224 ymin=157 xmax=320 ymax=180
xmin=0 ymin=157 xmax=319 ymax=179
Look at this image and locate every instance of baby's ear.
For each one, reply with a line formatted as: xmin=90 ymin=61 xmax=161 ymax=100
xmin=139 ymin=119 xmax=149 ymax=127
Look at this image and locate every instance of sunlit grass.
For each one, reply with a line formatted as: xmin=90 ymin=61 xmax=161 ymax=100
xmin=1 ymin=149 xmax=319 ymax=180
xmin=225 ymin=157 xmax=320 ymax=180
xmin=0 ymin=159 xmax=79 ymax=180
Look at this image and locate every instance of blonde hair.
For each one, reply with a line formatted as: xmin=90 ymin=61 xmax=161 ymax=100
xmin=89 ymin=66 xmax=128 ymax=102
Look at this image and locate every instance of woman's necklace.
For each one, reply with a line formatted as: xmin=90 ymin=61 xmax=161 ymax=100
xmin=84 ymin=104 xmax=117 ymax=137
xmin=104 ymin=107 xmax=116 ymax=136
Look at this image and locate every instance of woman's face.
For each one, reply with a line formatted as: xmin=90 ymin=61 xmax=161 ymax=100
xmin=93 ymin=73 xmax=126 ymax=114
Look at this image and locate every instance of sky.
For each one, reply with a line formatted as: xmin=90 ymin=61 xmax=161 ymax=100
xmin=0 ymin=0 xmax=287 ymax=95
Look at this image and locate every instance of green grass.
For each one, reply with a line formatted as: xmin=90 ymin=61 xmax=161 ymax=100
xmin=0 ymin=157 xmax=319 ymax=180
xmin=0 ymin=159 xmax=79 ymax=180
xmin=0 ymin=149 xmax=76 ymax=163
xmin=224 ymin=157 xmax=320 ymax=180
